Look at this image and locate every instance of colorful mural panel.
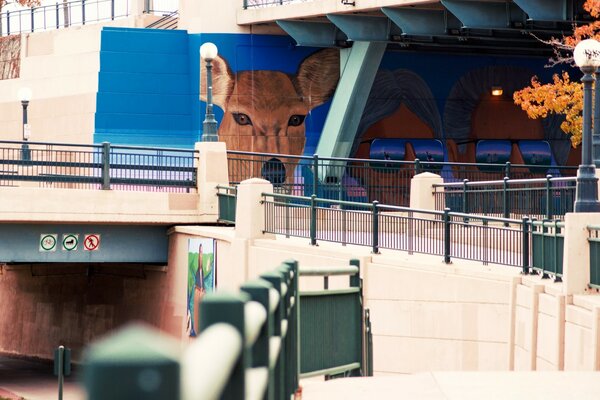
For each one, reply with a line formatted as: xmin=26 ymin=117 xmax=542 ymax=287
xmin=186 ymin=237 xmax=215 ymax=337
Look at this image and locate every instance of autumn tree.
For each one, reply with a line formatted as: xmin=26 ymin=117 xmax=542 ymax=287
xmin=513 ymin=0 xmax=600 ymax=147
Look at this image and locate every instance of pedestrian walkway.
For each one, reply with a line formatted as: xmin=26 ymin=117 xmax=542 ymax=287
xmin=301 ymin=371 xmax=600 ymax=400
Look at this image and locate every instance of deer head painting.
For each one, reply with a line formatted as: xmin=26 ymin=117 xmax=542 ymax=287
xmin=200 ymin=48 xmax=340 ymax=185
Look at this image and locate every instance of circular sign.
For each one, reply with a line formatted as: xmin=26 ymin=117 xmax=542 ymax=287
xmin=84 ymin=234 xmax=100 ymax=251
xmin=40 ymin=234 xmax=57 ymax=251
xmin=62 ymin=234 xmax=78 ymax=251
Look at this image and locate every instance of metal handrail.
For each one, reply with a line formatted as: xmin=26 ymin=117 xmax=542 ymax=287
xmin=435 ymin=176 xmax=576 ymax=188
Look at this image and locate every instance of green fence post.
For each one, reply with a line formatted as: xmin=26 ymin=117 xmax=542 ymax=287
xmin=546 ymin=175 xmax=553 ymax=220
xmin=522 ymin=217 xmax=530 ymax=275
xmin=101 ymin=142 xmax=111 ymax=190
xmin=199 ymin=292 xmax=249 ymax=400
xmin=462 ymin=179 xmax=469 ymax=223
xmin=260 ymin=271 xmax=285 ymax=400
xmin=283 ymin=260 xmax=300 ymax=398
xmin=444 ymin=207 xmax=451 ymax=264
xmin=349 ymin=259 xmax=364 ymax=376
xmin=365 ymin=309 xmax=373 ymax=376
xmin=240 ymin=279 xmax=274 ymax=400
xmin=243 ymin=0 xmax=248 ymax=9
xmin=504 ymin=161 xmax=511 ymax=179
xmin=503 ymin=176 xmax=510 ymax=226
xmin=83 ymin=324 xmax=181 ymax=400
xmin=310 ymin=194 xmax=317 ymax=246
xmin=371 ymin=201 xmax=379 ymax=254
xmin=312 ymin=154 xmax=319 ymax=197
xmin=414 ymin=159 xmax=421 ymax=175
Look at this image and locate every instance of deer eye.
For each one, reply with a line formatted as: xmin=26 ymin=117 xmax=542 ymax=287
xmin=232 ymin=113 xmax=252 ymax=126
xmin=288 ymin=115 xmax=306 ymax=127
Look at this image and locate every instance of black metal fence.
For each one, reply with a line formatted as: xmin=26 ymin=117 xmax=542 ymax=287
xmin=0 ymin=140 xmax=196 ymax=191
xmin=434 ymin=176 xmax=576 ymax=220
xmin=242 ymin=0 xmax=311 ymax=9
xmin=227 ymin=150 xmax=577 ymax=208
xmin=0 ymin=0 xmax=178 ymax=36
xmin=262 ymin=192 xmax=530 ymax=268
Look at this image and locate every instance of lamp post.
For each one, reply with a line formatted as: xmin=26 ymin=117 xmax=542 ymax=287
xmin=200 ymin=42 xmax=219 ymax=142
xmin=573 ymin=39 xmax=600 ymax=212
xmin=594 ymin=65 xmax=600 ymax=167
xmin=17 ymin=87 xmax=32 ymax=161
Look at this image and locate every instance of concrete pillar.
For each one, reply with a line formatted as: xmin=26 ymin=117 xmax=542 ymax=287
xmin=562 ymin=212 xmax=600 ymax=295
xmin=409 ymin=172 xmax=444 ymax=211
xmin=235 ymin=178 xmax=274 ymax=240
xmin=195 ymin=142 xmax=229 ymax=216
xmin=130 ymin=0 xmax=147 ymax=17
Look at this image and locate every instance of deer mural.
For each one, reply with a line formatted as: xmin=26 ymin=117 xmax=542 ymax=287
xmin=200 ymin=48 xmax=340 ymax=187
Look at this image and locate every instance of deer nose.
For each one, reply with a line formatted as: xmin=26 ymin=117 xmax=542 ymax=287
xmin=261 ymin=158 xmax=286 ymax=187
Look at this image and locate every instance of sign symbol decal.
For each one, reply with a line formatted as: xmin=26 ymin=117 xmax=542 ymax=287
xmin=84 ymin=234 xmax=101 ymax=251
xmin=62 ymin=234 xmax=79 ymax=251
xmin=40 ymin=234 xmax=57 ymax=252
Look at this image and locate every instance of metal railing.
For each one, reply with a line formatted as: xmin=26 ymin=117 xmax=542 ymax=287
xmin=242 ymin=0 xmax=313 ymax=9
xmin=434 ymin=176 xmax=576 ymax=220
xmin=0 ymin=0 xmax=128 ymax=36
xmin=144 ymin=9 xmax=177 ymax=29
xmin=0 ymin=140 xmax=196 ymax=191
xmin=217 ymin=185 xmax=237 ymax=224
xmin=298 ymin=260 xmax=371 ymax=378
xmin=531 ymin=220 xmax=564 ymax=280
xmin=589 ymin=226 xmax=600 ymax=289
xmin=262 ymin=192 xmax=530 ymax=268
xmin=227 ymin=150 xmax=577 ymax=208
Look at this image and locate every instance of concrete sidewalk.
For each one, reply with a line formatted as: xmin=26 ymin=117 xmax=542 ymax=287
xmin=301 ymin=371 xmax=600 ymax=400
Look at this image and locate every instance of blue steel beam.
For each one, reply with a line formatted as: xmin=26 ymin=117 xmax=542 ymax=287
xmin=276 ymin=20 xmax=347 ymax=47
xmin=440 ymin=0 xmax=526 ymax=29
xmin=382 ymin=7 xmax=451 ymax=36
xmin=512 ymin=0 xmax=567 ymax=21
xmin=316 ymin=41 xmax=387 ymax=162
xmin=0 ymin=224 xmax=168 ymax=263
xmin=326 ymin=14 xmax=392 ymax=42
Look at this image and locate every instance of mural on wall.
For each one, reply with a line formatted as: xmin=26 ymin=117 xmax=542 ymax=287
xmin=186 ymin=238 xmax=216 ymax=337
xmin=0 ymin=35 xmax=20 ymax=80
xmin=200 ymin=48 xmax=339 ymax=184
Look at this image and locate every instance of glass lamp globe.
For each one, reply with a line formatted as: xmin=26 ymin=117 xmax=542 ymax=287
xmin=200 ymin=43 xmax=218 ymax=61
xmin=574 ymin=39 xmax=600 ymax=68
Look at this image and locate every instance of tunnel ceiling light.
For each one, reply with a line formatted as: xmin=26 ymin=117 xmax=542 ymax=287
xmin=491 ymin=86 xmax=503 ymax=96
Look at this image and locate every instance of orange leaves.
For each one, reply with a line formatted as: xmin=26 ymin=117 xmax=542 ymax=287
xmin=513 ymin=0 xmax=599 ymax=147
xmin=514 ymin=72 xmax=584 ymax=146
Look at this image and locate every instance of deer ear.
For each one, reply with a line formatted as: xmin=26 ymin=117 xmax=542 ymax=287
xmin=294 ymin=48 xmax=340 ymax=109
xmin=200 ymin=55 xmax=234 ymax=108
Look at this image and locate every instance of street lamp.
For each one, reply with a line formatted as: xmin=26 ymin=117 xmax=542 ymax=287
xmin=573 ymin=39 xmax=600 ymax=212
xmin=594 ymin=65 xmax=600 ymax=167
xmin=17 ymin=87 xmax=32 ymax=161
xmin=200 ymin=42 xmax=219 ymax=142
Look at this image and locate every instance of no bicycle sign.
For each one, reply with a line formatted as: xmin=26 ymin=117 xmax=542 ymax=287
xmin=39 ymin=234 xmax=57 ymax=252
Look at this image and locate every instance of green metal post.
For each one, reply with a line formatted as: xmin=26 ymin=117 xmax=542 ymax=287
xmin=522 ymin=217 xmax=530 ymax=275
xmin=84 ymin=324 xmax=181 ymax=400
xmin=310 ymin=194 xmax=317 ymax=246
xmin=462 ymin=179 xmax=469 ymax=223
xmin=260 ymin=271 xmax=285 ymax=400
xmin=443 ymin=207 xmax=451 ymax=264
xmin=365 ymin=309 xmax=373 ymax=376
xmin=240 ymin=279 xmax=274 ymax=400
xmin=349 ymin=259 xmax=363 ymax=376
xmin=57 ymin=345 xmax=64 ymax=400
xmin=200 ymin=292 xmax=250 ymax=400
xmin=414 ymin=159 xmax=421 ymax=175
xmin=243 ymin=0 xmax=247 ymax=9
xmin=101 ymin=142 xmax=111 ymax=190
xmin=371 ymin=201 xmax=379 ymax=254
xmin=546 ymin=175 xmax=553 ymax=220
xmin=503 ymin=177 xmax=509 ymax=226
xmin=283 ymin=260 xmax=300 ymax=398
xmin=504 ymin=161 xmax=511 ymax=179
xmin=312 ymin=154 xmax=319 ymax=197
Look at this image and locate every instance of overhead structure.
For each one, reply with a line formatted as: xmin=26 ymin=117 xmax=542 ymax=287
xmin=267 ymin=0 xmax=587 ymax=158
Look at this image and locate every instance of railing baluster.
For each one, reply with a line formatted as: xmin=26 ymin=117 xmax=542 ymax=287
xmin=371 ymin=201 xmax=379 ymax=254
xmin=444 ymin=207 xmax=451 ymax=264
